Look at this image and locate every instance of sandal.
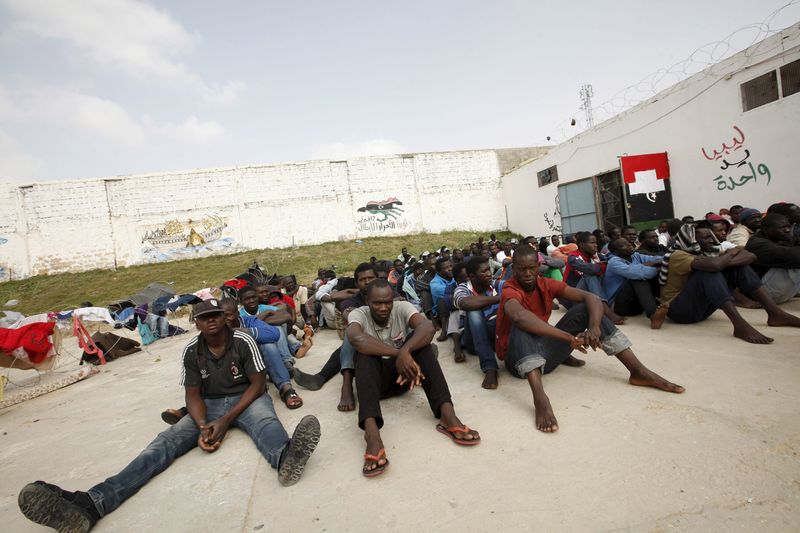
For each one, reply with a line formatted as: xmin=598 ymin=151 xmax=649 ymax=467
xmin=436 ymin=424 xmax=481 ymax=446
xmin=280 ymin=387 xmax=303 ymax=409
xmin=363 ymin=448 xmax=389 ymax=478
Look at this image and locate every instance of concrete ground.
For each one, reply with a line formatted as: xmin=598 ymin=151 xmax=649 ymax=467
xmin=1 ymin=300 xmax=800 ymax=533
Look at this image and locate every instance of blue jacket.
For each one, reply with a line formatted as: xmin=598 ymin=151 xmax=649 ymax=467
xmin=603 ymin=252 xmax=663 ymax=302
xmin=430 ymin=274 xmax=456 ymax=315
xmin=236 ymin=314 xmax=281 ymax=344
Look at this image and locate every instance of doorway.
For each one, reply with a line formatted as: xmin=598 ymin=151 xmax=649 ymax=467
xmin=596 ymin=170 xmax=627 ymax=232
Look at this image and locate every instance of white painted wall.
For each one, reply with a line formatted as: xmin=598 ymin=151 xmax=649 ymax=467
xmin=0 ymin=148 xmax=519 ymax=280
xmin=503 ymin=24 xmax=800 ymax=238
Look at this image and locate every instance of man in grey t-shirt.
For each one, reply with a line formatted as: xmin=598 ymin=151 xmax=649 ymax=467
xmin=347 ymin=279 xmax=481 ymax=478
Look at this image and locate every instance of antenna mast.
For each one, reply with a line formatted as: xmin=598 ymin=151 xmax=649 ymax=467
xmin=579 ymin=84 xmax=594 ymax=128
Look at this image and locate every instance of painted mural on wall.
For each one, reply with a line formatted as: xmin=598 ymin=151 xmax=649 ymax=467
xmin=356 ymin=197 xmax=409 ymax=232
xmin=140 ymin=214 xmax=237 ymax=262
xmin=701 ymin=125 xmax=772 ymax=192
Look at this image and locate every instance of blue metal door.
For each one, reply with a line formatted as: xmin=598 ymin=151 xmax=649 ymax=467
xmin=558 ymin=178 xmax=598 ymax=234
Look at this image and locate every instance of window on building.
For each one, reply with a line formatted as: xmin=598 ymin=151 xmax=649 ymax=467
xmin=741 ymin=70 xmax=779 ymax=111
xmin=537 ymin=165 xmax=559 ymax=187
xmin=780 ymin=58 xmax=800 ymax=98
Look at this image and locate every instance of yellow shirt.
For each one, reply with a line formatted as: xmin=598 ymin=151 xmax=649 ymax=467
xmin=661 ymin=251 xmax=696 ymax=303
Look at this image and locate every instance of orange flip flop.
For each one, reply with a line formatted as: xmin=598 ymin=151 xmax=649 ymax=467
xmin=363 ymin=448 xmax=389 ymax=478
xmin=436 ymin=424 xmax=481 ymax=446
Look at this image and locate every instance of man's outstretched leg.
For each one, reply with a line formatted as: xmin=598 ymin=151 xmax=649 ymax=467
xmin=293 ymin=348 xmax=342 ymax=391
xmin=591 ymin=315 xmax=684 ymax=393
xmin=463 ymin=310 xmax=500 ymax=390
xmin=355 ymin=353 xmax=395 ymax=477
xmin=412 ymin=344 xmax=480 ymax=444
xmin=504 ymin=324 xmax=563 ymax=432
xmin=19 ymin=414 xmax=202 ymax=531
xmin=362 ymin=417 xmax=388 ymax=477
xmin=614 ymin=348 xmax=685 ymax=393
xmin=235 ymin=394 xmax=320 ymax=486
xmin=338 ymin=336 xmax=357 ymax=412
xmin=668 ymin=269 xmax=774 ymax=344
xmin=526 ymin=368 xmax=558 ymax=432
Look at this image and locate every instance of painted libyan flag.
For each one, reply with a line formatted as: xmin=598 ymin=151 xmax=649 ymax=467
xmin=619 ymin=152 xmax=674 ymax=222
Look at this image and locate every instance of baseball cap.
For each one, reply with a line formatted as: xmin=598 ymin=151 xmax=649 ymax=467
xmin=192 ymin=299 xmax=224 ymax=317
xmin=706 ymin=214 xmax=731 ymax=228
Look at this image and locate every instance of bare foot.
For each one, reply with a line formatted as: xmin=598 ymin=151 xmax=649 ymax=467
xmin=482 ymin=369 xmax=498 ymax=389
xmin=436 ymin=330 xmax=448 ymax=342
xmin=338 ymin=393 xmax=355 ymax=411
xmin=562 ymin=355 xmax=586 ymax=367
xmin=453 ymin=345 xmax=465 ymax=363
xmin=733 ymin=324 xmax=774 ymax=344
xmin=628 ymin=368 xmax=685 ymax=393
xmin=295 ymin=339 xmax=312 ymax=358
xmin=338 ymin=378 xmax=356 ymax=411
xmin=767 ymin=311 xmax=800 ymax=328
xmin=533 ymin=389 xmax=558 ymax=432
xmin=650 ymin=304 xmax=669 ymax=330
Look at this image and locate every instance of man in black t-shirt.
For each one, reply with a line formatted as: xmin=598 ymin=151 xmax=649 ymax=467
xmin=18 ymin=299 xmax=321 ymax=532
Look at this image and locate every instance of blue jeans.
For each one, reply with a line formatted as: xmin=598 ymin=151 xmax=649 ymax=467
xmin=87 ymin=394 xmax=289 ymax=517
xmin=462 ymin=310 xmax=498 ymax=372
xmin=504 ymin=303 xmax=631 ymax=378
xmin=259 ymin=343 xmax=291 ymax=389
xmin=339 ymin=335 xmax=355 ymax=371
xmin=276 ymin=327 xmax=295 ymax=363
xmin=563 ymin=276 xmax=608 ymax=308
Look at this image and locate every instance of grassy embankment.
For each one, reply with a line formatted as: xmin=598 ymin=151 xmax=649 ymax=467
xmin=0 ymin=230 xmax=517 ymax=316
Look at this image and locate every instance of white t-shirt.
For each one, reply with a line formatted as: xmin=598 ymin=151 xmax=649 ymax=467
xmin=495 ymin=250 xmax=513 ymax=262
xmin=348 ymin=301 xmax=419 ymax=350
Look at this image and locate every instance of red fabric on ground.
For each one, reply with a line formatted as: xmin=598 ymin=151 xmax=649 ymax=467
xmin=0 ymin=322 xmax=56 ymax=363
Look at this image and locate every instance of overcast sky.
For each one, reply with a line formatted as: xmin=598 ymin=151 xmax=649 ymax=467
xmin=1 ymin=0 xmax=798 ymax=181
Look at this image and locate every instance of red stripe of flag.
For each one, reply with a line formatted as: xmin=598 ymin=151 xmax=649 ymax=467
xmin=620 ymin=152 xmax=670 ymax=184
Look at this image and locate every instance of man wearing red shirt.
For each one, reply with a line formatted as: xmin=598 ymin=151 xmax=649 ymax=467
xmin=496 ymin=246 xmax=684 ymax=433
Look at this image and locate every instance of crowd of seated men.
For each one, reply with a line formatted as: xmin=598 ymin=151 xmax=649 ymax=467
xmin=17 ymin=203 xmax=800 ymax=532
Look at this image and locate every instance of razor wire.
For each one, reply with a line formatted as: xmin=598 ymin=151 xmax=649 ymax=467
xmin=544 ymin=0 xmax=800 ymax=144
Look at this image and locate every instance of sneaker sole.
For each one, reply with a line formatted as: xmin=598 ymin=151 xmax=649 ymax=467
xmin=18 ymin=483 xmax=94 ymax=533
xmin=278 ymin=415 xmax=321 ymax=487
xmin=160 ymin=411 xmax=182 ymax=425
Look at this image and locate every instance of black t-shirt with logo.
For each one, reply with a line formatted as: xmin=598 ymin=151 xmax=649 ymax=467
xmin=180 ymin=328 xmax=266 ymax=399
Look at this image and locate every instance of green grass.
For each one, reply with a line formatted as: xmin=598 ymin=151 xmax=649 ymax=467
xmin=0 ymin=230 xmax=517 ymax=316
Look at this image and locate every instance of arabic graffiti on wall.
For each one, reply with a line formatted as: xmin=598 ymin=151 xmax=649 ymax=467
xmin=543 ymin=193 xmax=562 ymax=233
xmin=701 ymin=125 xmax=772 ymax=192
xmin=356 ymin=197 xmax=409 ymax=232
